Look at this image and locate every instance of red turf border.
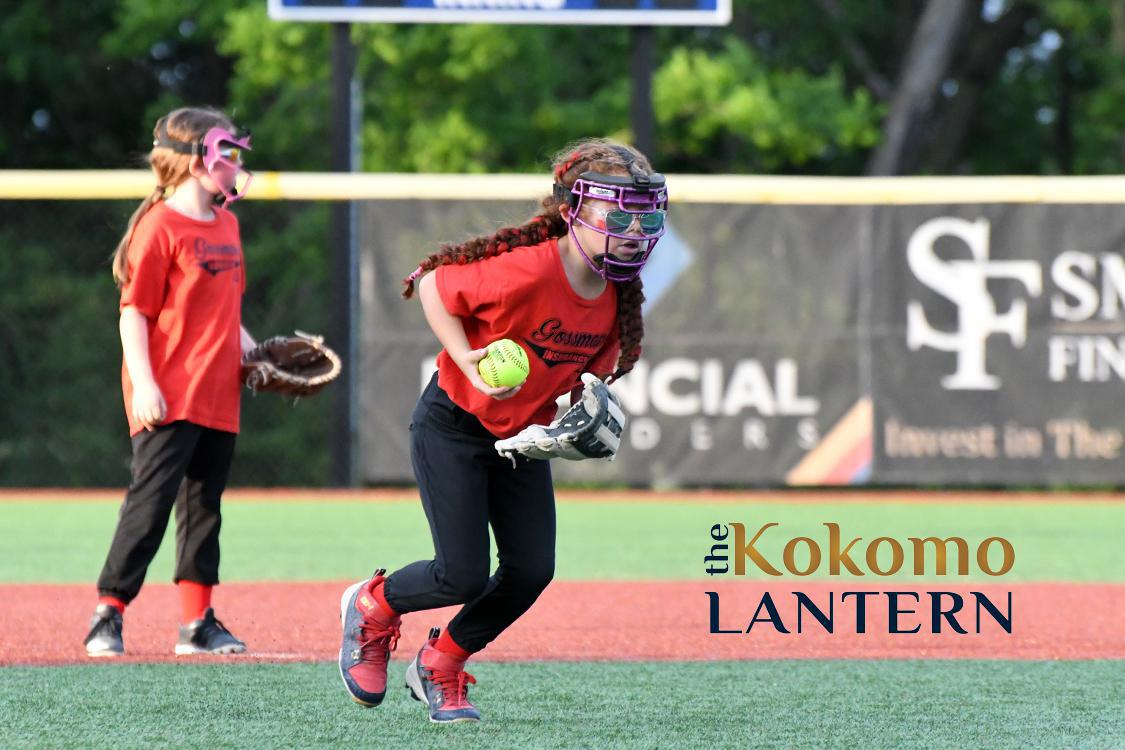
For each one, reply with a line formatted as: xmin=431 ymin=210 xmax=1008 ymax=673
xmin=4 ymin=581 xmax=1122 ymax=665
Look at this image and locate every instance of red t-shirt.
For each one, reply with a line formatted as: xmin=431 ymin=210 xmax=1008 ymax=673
xmin=119 ymin=202 xmax=245 ymax=436
xmin=435 ymin=238 xmax=620 ymax=438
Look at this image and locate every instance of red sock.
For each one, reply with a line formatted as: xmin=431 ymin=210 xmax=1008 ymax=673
xmin=178 ymin=581 xmax=212 ymax=624
xmin=369 ymin=578 xmax=399 ymax=620
xmin=433 ymin=629 xmax=472 ymax=662
xmin=98 ymin=596 xmax=127 ymax=616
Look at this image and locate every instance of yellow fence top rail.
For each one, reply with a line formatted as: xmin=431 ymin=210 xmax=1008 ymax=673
xmin=4 ymin=170 xmax=1125 ymax=204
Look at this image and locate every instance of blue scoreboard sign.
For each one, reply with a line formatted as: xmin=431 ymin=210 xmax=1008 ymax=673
xmin=268 ymin=0 xmax=731 ymax=26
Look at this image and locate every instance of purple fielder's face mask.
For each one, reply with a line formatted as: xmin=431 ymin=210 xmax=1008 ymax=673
xmin=201 ymin=127 xmax=252 ymax=204
xmin=562 ymin=171 xmax=669 ymax=283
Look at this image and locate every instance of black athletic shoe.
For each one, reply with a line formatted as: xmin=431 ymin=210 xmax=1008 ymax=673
xmin=175 ymin=608 xmax=246 ymax=655
xmin=84 ymin=604 xmax=124 ymax=657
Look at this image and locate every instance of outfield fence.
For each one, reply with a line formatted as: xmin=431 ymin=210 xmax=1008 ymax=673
xmin=4 ymin=172 xmax=1125 ymax=487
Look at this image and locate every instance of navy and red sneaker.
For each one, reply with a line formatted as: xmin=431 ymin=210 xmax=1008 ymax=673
xmin=405 ymin=627 xmax=482 ymax=723
xmin=339 ymin=569 xmax=402 ymax=707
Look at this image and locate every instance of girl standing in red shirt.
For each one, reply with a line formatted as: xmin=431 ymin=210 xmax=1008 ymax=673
xmin=339 ymin=139 xmax=668 ymax=722
xmin=83 ymin=107 xmax=257 ymax=658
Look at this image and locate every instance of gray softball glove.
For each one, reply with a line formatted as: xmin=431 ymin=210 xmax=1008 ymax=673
xmin=494 ymin=373 xmax=627 ymax=464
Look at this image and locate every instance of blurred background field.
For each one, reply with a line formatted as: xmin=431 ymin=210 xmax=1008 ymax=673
xmin=2 ymin=491 xmax=1122 ymax=583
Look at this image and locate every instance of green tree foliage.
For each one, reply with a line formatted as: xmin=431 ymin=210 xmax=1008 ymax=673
xmin=9 ymin=0 xmax=1125 ymax=175
xmin=653 ymin=39 xmax=882 ymax=173
xmin=1037 ymin=0 xmax=1125 ymax=173
xmin=0 ymin=202 xmax=127 ymax=484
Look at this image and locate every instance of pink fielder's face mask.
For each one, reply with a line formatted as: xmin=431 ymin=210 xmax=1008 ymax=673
xmin=200 ymin=127 xmax=252 ymax=204
xmin=557 ymin=171 xmax=669 ymax=283
xmin=154 ymin=122 xmax=253 ymax=204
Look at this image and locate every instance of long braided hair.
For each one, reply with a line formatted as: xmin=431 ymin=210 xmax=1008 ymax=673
xmin=401 ymin=139 xmax=652 ymax=382
xmin=111 ymin=107 xmax=234 ymax=288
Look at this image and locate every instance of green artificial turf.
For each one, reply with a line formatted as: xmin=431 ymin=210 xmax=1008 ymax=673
xmin=0 ymin=497 xmax=1123 ymax=583
xmin=2 ymin=661 xmax=1122 ymax=749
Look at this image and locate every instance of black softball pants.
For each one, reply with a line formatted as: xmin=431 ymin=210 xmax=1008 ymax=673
xmin=96 ymin=421 xmax=236 ymax=603
xmin=382 ymin=374 xmax=556 ymax=654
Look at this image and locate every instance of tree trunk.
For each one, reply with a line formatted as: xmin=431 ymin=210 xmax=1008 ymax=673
xmin=866 ymin=0 xmax=975 ymax=175
xmin=1055 ymin=33 xmax=1073 ymax=175
xmin=923 ymin=2 xmax=1039 ymax=174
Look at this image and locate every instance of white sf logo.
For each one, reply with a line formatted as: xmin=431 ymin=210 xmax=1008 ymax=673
xmin=906 ymin=217 xmax=1042 ymax=390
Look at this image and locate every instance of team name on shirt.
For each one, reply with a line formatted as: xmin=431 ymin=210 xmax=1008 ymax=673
xmin=524 ymin=317 xmax=609 ymax=368
xmin=192 ymin=237 xmax=242 ymax=277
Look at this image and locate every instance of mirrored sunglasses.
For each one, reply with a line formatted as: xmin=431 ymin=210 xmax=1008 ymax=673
xmin=587 ymin=205 xmax=666 ymax=233
xmin=610 ymin=209 xmax=665 ymax=233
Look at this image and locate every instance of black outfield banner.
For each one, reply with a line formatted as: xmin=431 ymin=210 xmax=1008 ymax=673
xmin=872 ymin=205 xmax=1125 ymax=485
xmin=358 ymin=199 xmax=1125 ymax=486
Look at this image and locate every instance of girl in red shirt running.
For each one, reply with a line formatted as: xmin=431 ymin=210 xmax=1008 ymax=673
xmin=83 ymin=107 xmax=257 ymax=658
xmin=339 ymin=139 xmax=668 ymax=723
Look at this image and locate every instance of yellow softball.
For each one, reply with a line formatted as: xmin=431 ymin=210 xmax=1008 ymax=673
xmin=477 ymin=339 xmax=530 ymax=388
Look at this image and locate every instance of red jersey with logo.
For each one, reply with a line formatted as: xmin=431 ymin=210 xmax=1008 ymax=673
xmin=435 ymin=238 xmax=621 ymax=438
xmin=119 ymin=202 xmax=245 ymax=436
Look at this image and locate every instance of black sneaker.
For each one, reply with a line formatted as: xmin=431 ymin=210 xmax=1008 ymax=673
xmin=175 ymin=608 xmax=246 ymax=655
xmin=84 ymin=604 xmax=124 ymax=657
